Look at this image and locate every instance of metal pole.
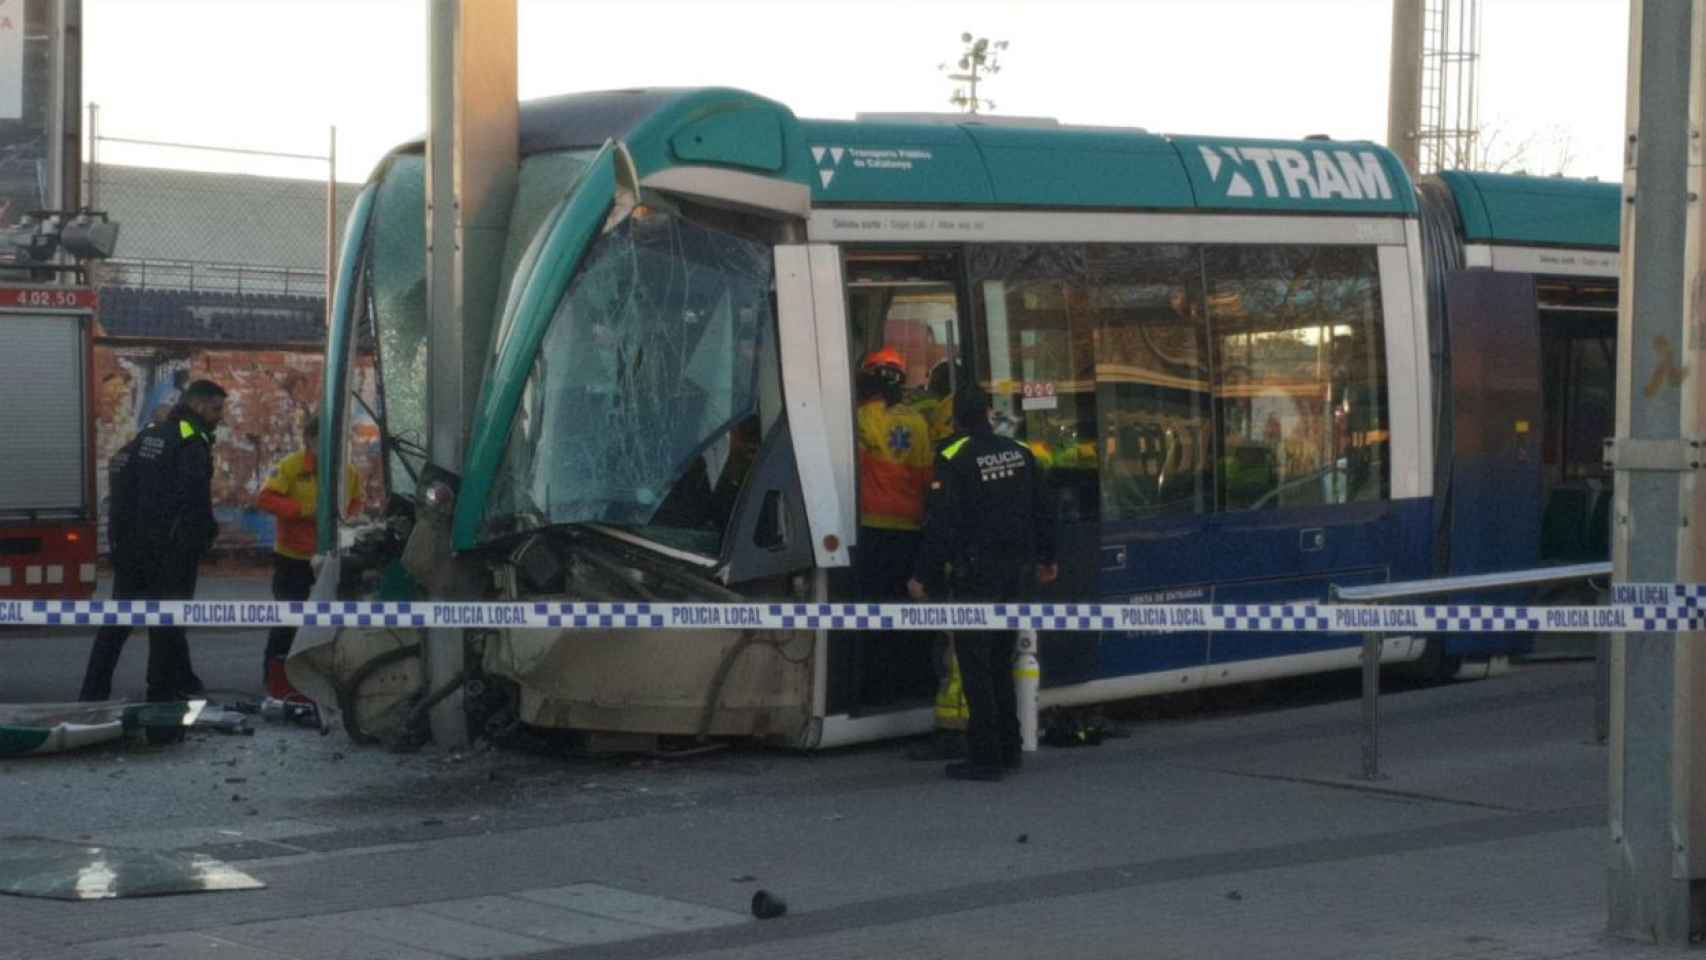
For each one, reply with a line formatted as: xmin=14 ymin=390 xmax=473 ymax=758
xmin=1466 ymin=0 xmax=1481 ymax=168
xmin=86 ymin=102 xmax=97 ymax=210
xmin=1386 ymin=0 xmax=1424 ymax=176
xmin=1360 ymin=631 xmax=1381 ymax=780
xmin=1606 ymin=0 xmax=1706 ymax=944
xmin=56 ymin=0 xmax=80 ymax=214
xmin=46 ymin=0 xmax=64 ymax=215
xmin=420 ymin=0 xmax=518 ymax=749
xmin=1596 ymin=632 xmax=1611 ymax=744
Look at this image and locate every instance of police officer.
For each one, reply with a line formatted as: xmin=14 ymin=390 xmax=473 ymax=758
xmin=908 ymin=388 xmax=1057 ymax=781
xmin=81 ymin=381 xmax=226 ymax=705
xmin=77 ymin=428 xmax=146 ymax=701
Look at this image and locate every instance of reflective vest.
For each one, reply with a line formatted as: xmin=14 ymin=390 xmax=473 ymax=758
xmin=257 ymin=450 xmax=360 ymax=560
xmin=911 ymin=393 xmax=956 ymax=446
xmin=857 ymin=400 xmax=934 ymax=530
xmin=934 ymin=643 xmax=969 ymax=731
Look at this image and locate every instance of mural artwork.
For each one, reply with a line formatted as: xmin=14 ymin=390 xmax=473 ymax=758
xmin=93 ymin=344 xmax=384 ymax=555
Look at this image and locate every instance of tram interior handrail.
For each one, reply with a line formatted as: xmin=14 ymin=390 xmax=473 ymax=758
xmin=1332 ymin=562 xmax=1613 ymax=603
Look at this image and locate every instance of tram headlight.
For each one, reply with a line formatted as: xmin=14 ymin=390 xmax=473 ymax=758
xmin=423 ymin=480 xmax=456 ymax=512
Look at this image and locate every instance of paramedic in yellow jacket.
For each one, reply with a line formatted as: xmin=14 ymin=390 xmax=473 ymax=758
xmin=856 ymin=348 xmax=935 ymax=704
xmin=256 ymin=412 xmax=360 ymax=700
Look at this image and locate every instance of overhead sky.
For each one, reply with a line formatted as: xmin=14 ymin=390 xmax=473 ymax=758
xmin=83 ymin=0 xmax=1627 ymax=184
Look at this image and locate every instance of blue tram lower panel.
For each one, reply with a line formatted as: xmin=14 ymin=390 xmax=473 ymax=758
xmin=1037 ymin=496 xmax=1527 ymax=687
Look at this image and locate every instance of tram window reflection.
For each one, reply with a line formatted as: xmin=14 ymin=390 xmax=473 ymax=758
xmin=1089 ymin=244 xmax=1211 ymax=521
xmin=968 ymin=244 xmax=1100 ymax=521
xmin=1204 ymin=245 xmax=1389 ymax=512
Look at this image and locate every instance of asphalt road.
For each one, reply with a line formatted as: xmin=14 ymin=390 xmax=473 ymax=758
xmin=0 ymin=568 xmax=1643 ymax=960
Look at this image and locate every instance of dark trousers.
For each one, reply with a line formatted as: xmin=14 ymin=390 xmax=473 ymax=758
xmin=78 ymin=556 xmax=204 ymax=702
xmin=954 ymin=564 xmax=1026 ymax=767
xmin=956 ymin=630 xmax=1020 ymax=767
xmin=265 ymin=554 xmax=315 ymax=684
xmin=855 ymin=526 xmax=924 ymax=704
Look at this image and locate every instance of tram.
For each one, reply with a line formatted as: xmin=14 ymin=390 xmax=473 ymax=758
xmin=312 ymin=88 xmax=1620 ymax=748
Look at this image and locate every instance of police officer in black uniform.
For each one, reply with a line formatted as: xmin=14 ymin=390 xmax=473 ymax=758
xmin=908 ymin=388 xmax=1058 ymax=781
xmin=77 ymin=426 xmax=146 ymax=701
xmin=79 ymin=380 xmax=226 ymax=710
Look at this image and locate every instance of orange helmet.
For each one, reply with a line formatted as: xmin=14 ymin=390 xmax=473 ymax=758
xmin=861 ymin=347 xmax=907 ymax=383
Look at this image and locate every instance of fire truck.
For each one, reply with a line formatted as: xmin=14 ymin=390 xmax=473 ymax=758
xmin=0 ymin=1 xmax=109 ymax=599
xmin=0 ymin=283 xmax=99 ymax=599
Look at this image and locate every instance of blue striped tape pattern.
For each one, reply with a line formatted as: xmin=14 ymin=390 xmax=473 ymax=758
xmin=6 ymin=596 xmax=1706 ymax=633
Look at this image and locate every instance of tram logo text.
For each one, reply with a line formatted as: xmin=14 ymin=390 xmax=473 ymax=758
xmin=1198 ymin=145 xmax=1393 ymax=202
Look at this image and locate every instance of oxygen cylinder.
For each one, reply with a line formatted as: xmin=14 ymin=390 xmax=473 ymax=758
xmin=1014 ymin=628 xmax=1040 ymax=752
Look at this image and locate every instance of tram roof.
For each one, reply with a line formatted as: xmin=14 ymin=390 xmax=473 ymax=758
xmin=388 ymin=88 xmax=1419 ymax=217
xmin=1434 ymin=171 xmax=1621 ymax=250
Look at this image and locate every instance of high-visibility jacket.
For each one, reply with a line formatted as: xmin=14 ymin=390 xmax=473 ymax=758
xmin=857 ymin=399 xmax=934 ymax=531
xmin=128 ymin=412 xmax=218 ymax=565
xmin=935 ymin=643 xmax=969 ymax=731
xmin=257 ymin=450 xmax=360 ymax=561
xmin=911 ymin=393 xmax=956 ymax=446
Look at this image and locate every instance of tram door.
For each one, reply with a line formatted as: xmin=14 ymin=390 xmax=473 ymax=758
xmin=1536 ymin=277 xmax=1616 ymax=567
xmin=1438 ymin=270 xmax=1544 ymax=655
xmin=826 ymin=249 xmax=968 ymax=714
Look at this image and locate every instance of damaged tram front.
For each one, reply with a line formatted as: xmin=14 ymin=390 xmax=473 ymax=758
xmin=309 ymin=91 xmax=837 ymax=749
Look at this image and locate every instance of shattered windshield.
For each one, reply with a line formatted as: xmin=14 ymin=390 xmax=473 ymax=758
xmin=364 ymin=154 xmax=428 ymax=496
xmin=360 ymin=150 xmax=597 ymax=497
xmin=492 ymin=150 xmax=600 ymax=354
xmin=482 ymin=209 xmax=773 ymax=555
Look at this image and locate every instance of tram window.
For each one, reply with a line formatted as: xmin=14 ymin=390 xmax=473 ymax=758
xmin=366 ymin=155 xmax=429 ymax=496
xmin=1089 ymin=244 xmax=1212 ymax=520
xmin=1541 ymin=320 xmax=1614 ymax=487
xmin=1203 ymin=246 xmax=1389 ymax=512
xmin=1565 ymin=333 xmax=1614 ymax=484
xmin=492 ymin=150 xmax=600 ymax=355
xmin=968 ymin=244 xmax=1099 ymax=521
xmin=481 ymin=210 xmax=773 ymax=556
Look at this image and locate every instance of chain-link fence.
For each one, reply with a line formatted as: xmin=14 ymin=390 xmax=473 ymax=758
xmin=85 ymin=117 xmax=363 ymax=341
xmin=81 ymin=117 xmax=383 ymax=558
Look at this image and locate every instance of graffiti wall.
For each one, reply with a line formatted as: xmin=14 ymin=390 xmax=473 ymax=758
xmin=93 ymin=343 xmax=385 ymax=556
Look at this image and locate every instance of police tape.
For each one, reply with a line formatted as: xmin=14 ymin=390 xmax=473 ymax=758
xmin=2 ymin=585 xmax=1704 ymax=634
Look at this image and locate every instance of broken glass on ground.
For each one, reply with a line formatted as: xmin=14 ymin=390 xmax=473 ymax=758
xmin=0 ymin=836 xmax=265 ymax=900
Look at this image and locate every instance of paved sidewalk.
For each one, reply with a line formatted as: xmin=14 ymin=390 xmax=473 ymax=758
xmin=0 ymin=660 xmax=1680 ymax=959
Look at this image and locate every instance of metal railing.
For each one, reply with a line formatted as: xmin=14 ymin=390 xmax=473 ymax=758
xmin=98 ymin=257 xmax=326 ymax=298
xmin=1332 ymin=562 xmax=1612 ymax=780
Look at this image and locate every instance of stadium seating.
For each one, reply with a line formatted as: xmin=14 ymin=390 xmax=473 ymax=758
xmin=97 ymin=285 xmax=325 ymax=343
